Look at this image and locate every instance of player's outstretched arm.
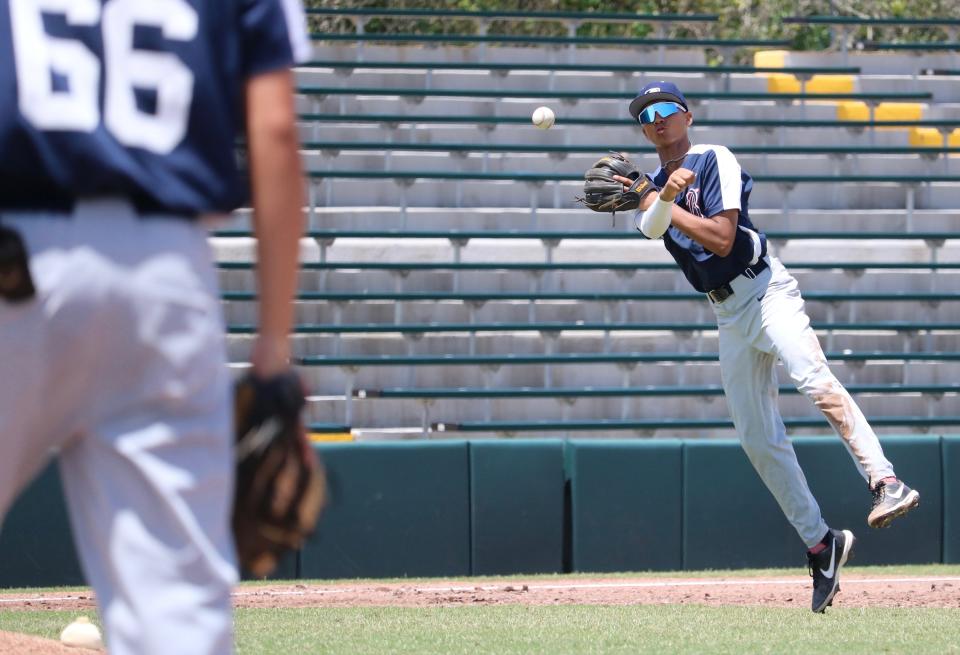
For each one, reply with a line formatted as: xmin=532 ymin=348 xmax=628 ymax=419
xmin=244 ymin=68 xmax=305 ymax=377
xmin=617 ymin=168 xmax=735 ymax=253
xmin=669 ymin=206 xmax=738 ymax=256
xmin=661 ymin=168 xmax=738 ymax=256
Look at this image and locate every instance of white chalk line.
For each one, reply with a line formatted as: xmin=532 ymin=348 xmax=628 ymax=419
xmin=3 ymin=576 xmax=958 ymax=605
xmin=233 ymin=576 xmax=960 ymax=598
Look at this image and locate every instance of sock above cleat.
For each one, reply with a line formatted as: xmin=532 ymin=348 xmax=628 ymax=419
xmin=808 ymin=542 xmax=827 ymax=555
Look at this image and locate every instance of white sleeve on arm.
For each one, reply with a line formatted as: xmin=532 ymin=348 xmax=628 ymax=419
xmin=280 ymin=0 xmax=311 ymax=63
xmin=738 ymin=225 xmax=763 ymax=265
xmin=635 ymin=196 xmax=673 ymax=239
xmin=712 ymin=145 xmax=743 ymax=211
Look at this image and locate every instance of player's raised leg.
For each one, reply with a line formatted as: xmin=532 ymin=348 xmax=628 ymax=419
xmin=760 ymin=258 xmax=919 ymax=528
xmin=718 ymin=319 xmax=829 ymax=548
xmin=719 ymin=316 xmax=856 ymax=612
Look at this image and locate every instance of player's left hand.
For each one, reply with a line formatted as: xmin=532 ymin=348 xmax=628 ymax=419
xmin=612 ymin=174 xmax=634 ymax=190
xmin=575 ymin=153 xmax=655 ymax=214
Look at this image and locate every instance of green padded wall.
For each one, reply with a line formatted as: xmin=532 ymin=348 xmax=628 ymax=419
xmin=0 ymin=463 xmax=84 ymax=587
xmin=568 ymin=439 xmax=683 ymax=572
xmin=1 ymin=437 xmax=955 ymax=587
xmin=300 ymin=442 xmax=470 ymax=579
xmin=469 ymin=440 xmax=565 ymax=575
xmin=795 ymin=435 xmax=941 ymax=565
xmin=683 ymin=439 xmax=798 ymax=569
xmin=241 ymin=550 xmax=298 ymax=581
xmin=943 ymin=436 xmax=960 ymax=563
xmin=684 ymin=436 xmax=942 ymax=569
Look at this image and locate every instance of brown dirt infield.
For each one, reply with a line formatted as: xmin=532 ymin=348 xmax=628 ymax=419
xmin=2 ymin=575 xmax=957 ymax=653
xmin=1 ymin=574 xmax=958 ymax=613
xmin=0 ymin=630 xmax=102 ymax=654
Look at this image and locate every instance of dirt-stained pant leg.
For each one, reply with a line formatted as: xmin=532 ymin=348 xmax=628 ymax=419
xmin=759 ymin=258 xmax=895 ymax=488
xmin=717 ymin=294 xmax=830 ymax=549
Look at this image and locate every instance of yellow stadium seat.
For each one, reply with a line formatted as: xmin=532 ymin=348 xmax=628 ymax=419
xmin=836 ymin=101 xmax=870 ymax=121
xmin=766 ymin=73 xmax=801 ymax=93
xmin=805 ymin=75 xmax=855 ymax=94
xmin=310 ymin=432 xmax=354 ymax=443
xmin=949 ymin=128 xmax=960 ymax=157
xmin=909 ymin=127 xmax=944 ymax=147
xmin=835 ymin=102 xmax=925 ymax=125
xmin=753 ymin=50 xmax=788 ymax=69
xmin=874 ymin=103 xmax=924 ymax=122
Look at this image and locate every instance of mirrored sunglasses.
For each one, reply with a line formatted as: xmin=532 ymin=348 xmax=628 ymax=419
xmin=638 ymin=102 xmax=685 ymax=125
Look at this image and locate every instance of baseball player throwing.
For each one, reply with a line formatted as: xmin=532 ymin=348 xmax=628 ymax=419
xmin=621 ymin=82 xmax=920 ymax=612
xmin=0 ymin=0 xmax=309 ymax=652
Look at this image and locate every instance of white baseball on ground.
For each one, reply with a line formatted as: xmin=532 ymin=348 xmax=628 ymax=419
xmin=59 ymin=616 xmax=103 ymax=650
xmin=531 ymin=106 xmax=555 ymax=129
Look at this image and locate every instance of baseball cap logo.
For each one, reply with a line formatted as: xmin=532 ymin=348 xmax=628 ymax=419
xmin=645 ymin=87 xmax=660 ymax=94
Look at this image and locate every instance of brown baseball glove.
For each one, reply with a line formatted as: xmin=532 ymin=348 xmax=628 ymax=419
xmin=232 ymin=370 xmax=326 ymax=577
xmin=576 ymin=152 xmax=656 ymax=213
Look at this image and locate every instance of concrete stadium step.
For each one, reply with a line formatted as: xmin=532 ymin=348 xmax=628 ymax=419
xmin=295 ymin=123 xmax=922 ymax=148
xmin=856 ymin=75 xmax=959 ymax=99
xmin=294 ymin=63 xmax=958 ymax=103
xmin=782 ymin=50 xmax=955 ymax=75
xmin=303 ymin=392 xmax=950 ymax=429
xmin=216 ymin=267 xmax=959 ymax=295
xmin=300 ymin=45 xmax=960 ymax=101
xmin=291 ymin=359 xmax=950 ymax=396
xmin=306 ymin=43 xmax=709 ymax=67
xmin=294 ymin=95 xmax=854 ymax=121
xmin=223 ymin=207 xmax=960 ymax=233
xmin=303 ymin=150 xmax=953 ymax=177
xmin=294 ymin=69 xmax=775 ymax=94
xmin=301 ymin=177 xmax=960 ymax=211
xmin=220 ymin=297 xmax=957 ymax=326
xmin=224 ymin=330 xmax=954 ymax=363
xmin=209 ymin=235 xmax=960 ymax=267
xmin=924 ymin=103 xmax=960 ymax=120
xmin=773 ymin=238 xmax=960 ymax=263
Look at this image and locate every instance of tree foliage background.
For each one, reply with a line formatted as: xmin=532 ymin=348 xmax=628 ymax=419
xmin=306 ymin=0 xmax=960 ymax=55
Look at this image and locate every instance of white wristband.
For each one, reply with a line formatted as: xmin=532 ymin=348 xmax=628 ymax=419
xmin=738 ymin=225 xmax=762 ymax=265
xmin=636 ymin=196 xmax=673 ymax=239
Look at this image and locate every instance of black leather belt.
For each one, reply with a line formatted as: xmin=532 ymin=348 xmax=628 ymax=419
xmin=706 ymin=258 xmax=769 ymax=304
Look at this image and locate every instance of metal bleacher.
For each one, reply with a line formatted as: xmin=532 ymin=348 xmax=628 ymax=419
xmin=220 ymin=9 xmax=960 ymax=439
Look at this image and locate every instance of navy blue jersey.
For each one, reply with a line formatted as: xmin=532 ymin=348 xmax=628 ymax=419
xmin=0 ymin=0 xmax=308 ymax=216
xmin=643 ymin=144 xmax=768 ymax=293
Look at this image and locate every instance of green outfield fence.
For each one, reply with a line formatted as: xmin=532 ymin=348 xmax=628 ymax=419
xmin=1 ymin=436 xmax=957 ymax=585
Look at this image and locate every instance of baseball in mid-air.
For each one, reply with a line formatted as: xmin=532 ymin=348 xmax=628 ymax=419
xmin=531 ymin=106 xmax=555 ymax=129
xmin=59 ymin=616 xmax=103 ymax=650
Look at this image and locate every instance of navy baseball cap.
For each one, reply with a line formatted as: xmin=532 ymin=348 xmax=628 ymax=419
xmin=629 ymin=81 xmax=688 ymax=122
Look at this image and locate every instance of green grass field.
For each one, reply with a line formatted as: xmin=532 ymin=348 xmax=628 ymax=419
xmin=2 ymin=565 xmax=959 ymax=654
xmin=2 ymin=605 xmax=959 ymax=654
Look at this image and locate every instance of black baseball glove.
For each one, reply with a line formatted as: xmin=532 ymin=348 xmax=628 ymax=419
xmin=232 ymin=370 xmax=326 ymax=577
xmin=576 ymin=152 xmax=656 ymax=213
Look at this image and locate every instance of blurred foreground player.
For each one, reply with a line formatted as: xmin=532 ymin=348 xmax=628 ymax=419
xmin=0 ymin=0 xmax=309 ymax=652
